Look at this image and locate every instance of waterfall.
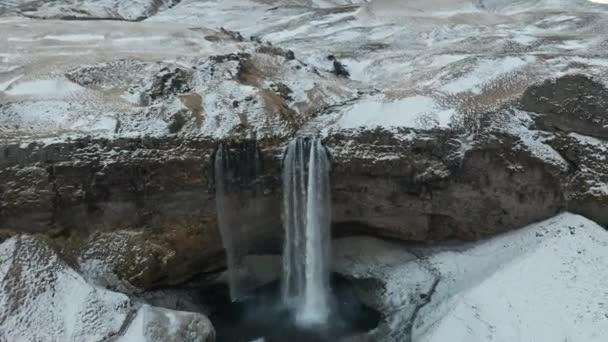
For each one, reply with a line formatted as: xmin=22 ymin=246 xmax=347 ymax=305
xmin=214 ymin=141 xmax=261 ymax=301
xmin=282 ymin=137 xmax=331 ymax=325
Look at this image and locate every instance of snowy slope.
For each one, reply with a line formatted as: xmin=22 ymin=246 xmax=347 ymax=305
xmin=334 ymin=213 xmax=608 ymax=342
xmin=0 ymin=0 xmax=180 ymax=20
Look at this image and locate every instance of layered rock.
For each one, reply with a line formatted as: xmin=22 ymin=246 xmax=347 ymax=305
xmin=521 ymin=74 xmax=608 ymax=139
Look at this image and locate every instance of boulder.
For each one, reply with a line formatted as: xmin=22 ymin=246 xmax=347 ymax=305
xmin=520 ymin=74 xmax=608 ymax=139
xmin=119 ymin=305 xmax=215 ymax=342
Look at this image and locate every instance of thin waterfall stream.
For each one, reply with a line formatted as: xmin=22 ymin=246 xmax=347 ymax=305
xmin=213 ymin=141 xmax=262 ymax=301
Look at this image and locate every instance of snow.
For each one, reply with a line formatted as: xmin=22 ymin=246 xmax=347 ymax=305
xmin=441 ymin=56 xmax=535 ymax=94
xmin=511 ymin=34 xmax=538 ymax=45
xmin=0 ymin=75 xmax=22 ymax=92
xmin=0 ymin=235 xmax=215 ymax=342
xmin=334 ymin=213 xmax=608 ymax=342
xmin=336 ymin=95 xmax=455 ymax=129
xmin=5 ymin=79 xmax=85 ymax=98
xmin=418 ymin=213 xmax=608 ymax=342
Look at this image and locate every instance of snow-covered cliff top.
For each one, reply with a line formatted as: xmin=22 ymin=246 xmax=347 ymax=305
xmin=2 ymin=0 xmax=608 ymax=145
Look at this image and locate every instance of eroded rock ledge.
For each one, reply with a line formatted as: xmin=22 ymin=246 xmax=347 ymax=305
xmin=1 ymin=120 xmax=604 ymax=289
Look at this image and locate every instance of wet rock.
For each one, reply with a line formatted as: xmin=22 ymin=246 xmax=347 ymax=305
xmin=0 ymin=126 xmax=602 ymax=289
xmin=0 ymin=137 xmax=282 ymax=289
xmin=168 ymin=111 xmax=187 ymax=133
xmin=209 ymin=52 xmax=251 ymax=64
xmin=0 ymin=123 xmax=585 ymax=288
xmin=146 ymin=66 xmax=192 ymax=102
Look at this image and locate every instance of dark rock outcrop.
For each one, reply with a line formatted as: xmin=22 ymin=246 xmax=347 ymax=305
xmin=546 ymin=133 xmax=608 ymax=225
xmin=521 ymin=74 xmax=608 ymax=139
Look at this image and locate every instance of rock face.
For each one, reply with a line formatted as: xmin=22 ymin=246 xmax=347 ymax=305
xmin=328 ymin=128 xmax=566 ymax=240
xmin=521 ymin=74 xmax=608 ymax=139
xmin=333 ymin=213 xmax=608 ymax=342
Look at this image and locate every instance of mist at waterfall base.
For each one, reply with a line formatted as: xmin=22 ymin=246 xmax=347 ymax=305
xmin=206 ymin=274 xmax=380 ymax=342
xmin=211 ymin=137 xmax=379 ymax=341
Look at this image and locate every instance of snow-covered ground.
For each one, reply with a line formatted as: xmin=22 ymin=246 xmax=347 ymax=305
xmin=334 ymin=213 xmax=608 ymax=342
xmin=2 ymin=0 xmax=608 ymax=145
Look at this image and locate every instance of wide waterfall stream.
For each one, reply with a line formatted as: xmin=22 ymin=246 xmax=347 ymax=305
xmin=209 ymin=137 xmax=379 ymax=341
xmin=282 ymin=137 xmax=331 ymax=325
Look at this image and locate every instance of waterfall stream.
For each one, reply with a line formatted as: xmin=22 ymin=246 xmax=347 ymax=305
xmin=282 ymin=137 xmax=331 ymax=325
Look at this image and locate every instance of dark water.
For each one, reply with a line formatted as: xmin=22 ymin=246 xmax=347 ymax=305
xmin=204 ymin=275 xmax=381 ymax=342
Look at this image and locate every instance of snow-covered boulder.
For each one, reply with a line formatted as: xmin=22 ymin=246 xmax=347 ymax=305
xmin=334 ymin=213 xmax=608 ymax=342
xmin=0 ymin=234 xmax=216 ymax=341
xmin=0 ymin=235 xmax=133 ymax=341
